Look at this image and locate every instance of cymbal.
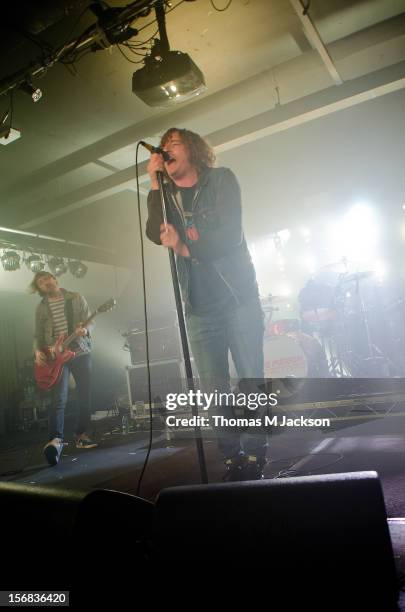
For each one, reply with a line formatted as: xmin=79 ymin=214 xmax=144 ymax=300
xmin=261 ymin=294 xmax=290 ymax=304
xmin=385 ymin=297 xmax=405 ymax=312
xmin=338 ymin=271 xmax=374 ymax=284
xmin=320 ymin=259 xmax=356 ymax=271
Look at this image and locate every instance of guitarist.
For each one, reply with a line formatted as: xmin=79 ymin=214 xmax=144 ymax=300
xmin=30 ymin=271 xmax=98 ymax=466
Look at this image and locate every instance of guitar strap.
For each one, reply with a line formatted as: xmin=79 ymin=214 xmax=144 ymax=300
xmin=65 ymin=297 xmax=74 ymax=336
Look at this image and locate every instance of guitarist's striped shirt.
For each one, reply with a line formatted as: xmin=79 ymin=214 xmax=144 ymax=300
xmin=48 ymin=295 xmax=84 ymax=356
xmin=48 ymin=296 xmax=68 ymax=338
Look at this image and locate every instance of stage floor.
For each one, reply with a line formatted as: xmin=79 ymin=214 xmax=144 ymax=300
xmin=2 ymin=402 xmax=405 ymax=606
xmin=2 ymin=402 xmax=405 ymax=510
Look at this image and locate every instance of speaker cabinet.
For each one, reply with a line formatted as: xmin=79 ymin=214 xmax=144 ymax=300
xmin=126 ymin=359 xmax=184 ymax=405
xmin=0 ymin=483 xmax=153 ymax=592
xmin=127 ymin=326 xmax=181 ymax=364
xmin=154 ymin=471 xmax=398 ymax=607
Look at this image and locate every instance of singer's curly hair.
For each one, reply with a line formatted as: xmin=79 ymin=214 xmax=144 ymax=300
xmin=160 ymin=128 xmax=216 ymax=173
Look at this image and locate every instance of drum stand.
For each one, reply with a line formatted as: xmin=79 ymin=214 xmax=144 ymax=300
xmin=307 ymin=309 xmax=347 ymax=377
xmin=348 ymin=277 xmax=389 ymax=377
xmin=156 ymin=171 xmax=208 ymax=483
xmin=328 ymin=329 xmax=352 ymax=377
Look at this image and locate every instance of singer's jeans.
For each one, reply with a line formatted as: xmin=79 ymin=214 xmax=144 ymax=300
xmin=186 ymin=297 xmax=267 ymax=460
xmin=49 ymin=353 xmax=92 ymax=441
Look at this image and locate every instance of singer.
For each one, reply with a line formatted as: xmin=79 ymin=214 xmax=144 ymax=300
xmin=145 ymin=128 xmax=266 ymax=481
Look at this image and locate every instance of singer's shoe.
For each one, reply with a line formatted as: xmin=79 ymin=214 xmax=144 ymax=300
xmin=43 ymin=438 xmax=63 ymax=467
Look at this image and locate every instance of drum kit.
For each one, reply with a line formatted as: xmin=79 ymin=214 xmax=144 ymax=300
xmin=261 ymin=296 xmax=308 ymax=379
xmin=261 ymin=259 xmax=401 ymax=379
xmin=261 ymin=292 xmax=330 ymax=383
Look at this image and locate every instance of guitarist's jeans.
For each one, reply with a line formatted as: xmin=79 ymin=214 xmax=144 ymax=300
xmin=50 ymin=353 xmax=92 ymax=440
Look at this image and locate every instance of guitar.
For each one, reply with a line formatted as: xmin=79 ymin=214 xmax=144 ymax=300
xmin=34 ymin=298 xmax=116 ymax=390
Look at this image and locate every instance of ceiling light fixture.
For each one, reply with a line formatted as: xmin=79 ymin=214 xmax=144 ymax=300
xmin=19 ymin=81 xmax=42 ymax=103
xmin=48 ymin=256 xmax=67 ymax=276
xmin=1 ymin=250 xmax=21 ymax=271
xmin=132 ymin=1 xmax=206 ymax=107
xmin=68 ymin=260 xmax=88 ymax=278
xmin=25 ymin=254 xmax=45 ymax=273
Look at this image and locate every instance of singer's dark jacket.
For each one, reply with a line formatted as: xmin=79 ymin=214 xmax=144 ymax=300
xmin=146 ymin=166 xmax=259 ymax=313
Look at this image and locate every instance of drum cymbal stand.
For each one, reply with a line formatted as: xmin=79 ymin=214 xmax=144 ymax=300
xmin=354 ymin=276 xmax=389 ymax=376
xmin=306 ymin=309 xmax=345 ymax=377
xmin=331 ymin=287 xmax=354 ymax=377
xmin=329 ymin=314 xmax=352 ymax=377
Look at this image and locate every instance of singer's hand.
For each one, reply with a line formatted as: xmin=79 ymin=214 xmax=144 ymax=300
xmin=147 ymin=153 xmax=165 ymax=190
xmin=160 ymin=223 xmax=190 ymax=257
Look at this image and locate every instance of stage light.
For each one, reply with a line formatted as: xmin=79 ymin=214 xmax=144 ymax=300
xmin=328 ymin=204 xmax=379 ymax=264
xmin=132 ymin=3 xmax=205 ymax=107
xmin=1 ymin=250 xmax=21 ymax=271
xmin=266 ymin=238 xmax=276 ymax=255
xmin=372 ymin=260 xmax=387 ymax=282
xmin=276 ymin=255 xmax=285 ymax=272
xmin=300 ymin=227 xmax=311 ymax=244
xmin=276 ymin=284 xmax=292 ymax=297
xmin=68 ymin=260 xmax=88 ymax=278
xmin=20 ymin=81 xmax=42 ymax=103
xmin=48 ymin=257 xmax=67 ymax=277
xmin=132 ymin=50 xmax=206 ymax=107
xmin=25 ymin=254 xmax=45 ymax=273
xmin=303 ymin=255 xmax=316 ymax=274
xmin=277 ymin=229 xmax=291 ymax=245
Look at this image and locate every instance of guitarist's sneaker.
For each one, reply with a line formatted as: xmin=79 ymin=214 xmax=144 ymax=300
xmin=242 ymin=455 xmax=267 ymax=481
xmin=75 ymin=435 xmax=98 ymax=449
xmin=222 ymin=454 xmax=246 ymax=482
xmin=43 ymin=438 xmax=63 ymax=467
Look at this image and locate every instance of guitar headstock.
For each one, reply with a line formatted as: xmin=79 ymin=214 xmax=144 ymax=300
xmin=97 ymin=298 xmax=117 ymax=314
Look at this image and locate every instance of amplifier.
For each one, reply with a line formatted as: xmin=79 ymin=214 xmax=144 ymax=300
xmin=126 ymin=359 xmax=185 ymax=406
xmin=127 ymin=327 xmax=181 ymax=364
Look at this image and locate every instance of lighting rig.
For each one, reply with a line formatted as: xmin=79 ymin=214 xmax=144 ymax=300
xmin=0 ymin=0 xmax=204 ymax=109
xmin=0 ymin=247 xmax=89 ymax=278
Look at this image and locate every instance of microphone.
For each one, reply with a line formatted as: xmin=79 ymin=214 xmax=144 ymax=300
xmin=140 ymin=140 xmax=171 ymax=162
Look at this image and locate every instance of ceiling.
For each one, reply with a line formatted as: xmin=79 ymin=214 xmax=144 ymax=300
xmin=1 ymin=0 xmax=405 ymax=293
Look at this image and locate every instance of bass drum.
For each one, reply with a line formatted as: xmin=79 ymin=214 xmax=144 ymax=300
xmin=264 ymin=335 xmax=307 ymax=398
xmin=228 ymin=335 xmax=307 ymax=398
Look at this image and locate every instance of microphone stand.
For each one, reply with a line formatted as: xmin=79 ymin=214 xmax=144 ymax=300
xmin=156 ymin=170 xmax=208 ymax=484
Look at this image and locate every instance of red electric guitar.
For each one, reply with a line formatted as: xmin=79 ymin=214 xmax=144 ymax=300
xmin=34 ymin=298 xmax=116 ymax=390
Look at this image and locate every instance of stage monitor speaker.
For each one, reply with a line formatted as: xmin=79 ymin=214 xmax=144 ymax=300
xmin=127 ymin=326 xmax=181 ymax=364
xmin=154 ymin=471 xmax=398 ymax=607
xmin=0 ymin=482 xmax=153 ymax=591
xmin=126 ymin=360 xmax=184 ymax=405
